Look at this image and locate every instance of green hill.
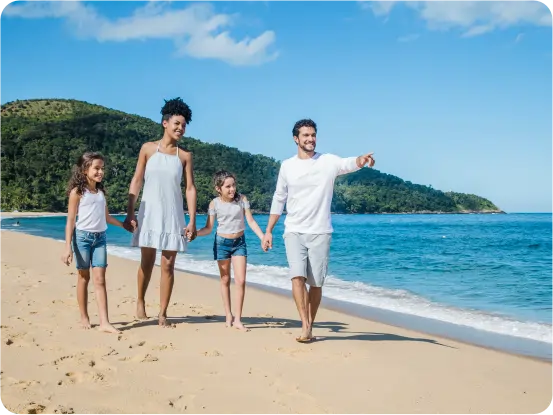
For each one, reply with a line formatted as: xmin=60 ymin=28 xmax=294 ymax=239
xmin=0 ymin=99 xmax=503 ymax=214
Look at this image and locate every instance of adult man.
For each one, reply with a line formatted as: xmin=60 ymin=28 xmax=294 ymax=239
xmin=262 ymin=119 xmax=375 ymax=342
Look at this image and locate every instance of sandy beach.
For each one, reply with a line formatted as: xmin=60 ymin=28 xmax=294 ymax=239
xmin=1 ymin=230 xmax=551 ymax=414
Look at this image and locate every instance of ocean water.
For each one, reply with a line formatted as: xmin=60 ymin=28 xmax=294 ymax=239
xmin=2 ymin=213 xmax=552 ymax=344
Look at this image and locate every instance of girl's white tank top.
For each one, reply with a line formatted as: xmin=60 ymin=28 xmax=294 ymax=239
xmin=76 ymin=189 xmax=107 ymax=232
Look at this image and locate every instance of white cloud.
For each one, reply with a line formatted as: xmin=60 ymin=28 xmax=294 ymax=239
xmin=362 ymin=1 xmax=552 ymax=37
xmin=461 ymin=24 xmax=494 ymax=37
xmin=3 ymin=1 xmax=277 ymax=66
xmin=515 ymin=32 xmax=525 ymax=43
xmin=358 ymin=1 xmax=397 ymax=16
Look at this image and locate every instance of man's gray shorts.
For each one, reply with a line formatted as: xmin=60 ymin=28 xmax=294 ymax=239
xmin=283 ymin=233 xmax=332 ymax=287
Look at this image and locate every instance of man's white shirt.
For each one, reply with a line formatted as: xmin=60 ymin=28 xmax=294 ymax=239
xmin=270 ymin=152 xmax=360 ymax=234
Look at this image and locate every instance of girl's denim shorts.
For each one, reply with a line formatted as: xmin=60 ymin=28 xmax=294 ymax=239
xmin=72 ymin=229 xmax=108 ymax=270
xmin=213 ymin=234 xmax=247 ymax=261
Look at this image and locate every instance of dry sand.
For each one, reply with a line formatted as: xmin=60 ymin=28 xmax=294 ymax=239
xmin=1 ymin=230 xmax=551 ymax=414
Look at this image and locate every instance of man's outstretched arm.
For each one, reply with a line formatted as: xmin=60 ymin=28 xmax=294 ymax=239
xmin=335 ymin=152 xmax=376 ymax=176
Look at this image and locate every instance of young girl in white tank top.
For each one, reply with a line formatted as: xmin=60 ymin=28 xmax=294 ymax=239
xmin=61 ymin=152 xmax=130 ymax=334
xmin=197 ymin=170 xmax=264 ymax=331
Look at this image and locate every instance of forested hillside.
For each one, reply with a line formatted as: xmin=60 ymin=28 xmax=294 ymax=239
xmin=1 ymin=99 xmax=502 ymax=214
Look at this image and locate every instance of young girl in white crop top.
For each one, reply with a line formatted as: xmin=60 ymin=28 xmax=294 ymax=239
xmin=61 ymin=152 xmax=130 ymax=334
xmin=197 ymin=170 xmax=264 ymax=331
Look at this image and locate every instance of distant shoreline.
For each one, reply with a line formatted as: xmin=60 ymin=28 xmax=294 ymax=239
xmin=1 ymin=212 xmax=68 ymax=219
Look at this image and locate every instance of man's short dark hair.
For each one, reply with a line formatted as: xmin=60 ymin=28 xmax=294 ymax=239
xmin=161 ymin=97 xmax=192 ymax=124
xmin=292 ymin=119 xmax=317 ymax=137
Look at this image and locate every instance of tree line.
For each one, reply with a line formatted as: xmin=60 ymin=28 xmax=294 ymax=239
xmin=1 ymin=99 xmax=502 ymax=214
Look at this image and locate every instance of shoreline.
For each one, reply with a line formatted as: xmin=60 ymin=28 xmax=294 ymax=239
xmin=1 ymin=212 xmax=68 ymax=219
xmin=1 ymin=231 xmax=551 ymax=413
xmin=175 ymin=268 xmax=552 ymax=362
xmin=2 ymin=217 xmax=551 ymax=359
xmin=3 ymin=228 xmax=551 ymax=359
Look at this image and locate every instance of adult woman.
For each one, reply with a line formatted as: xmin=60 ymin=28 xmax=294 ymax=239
xmin=124 ymin=98 xmax=197 ymax=327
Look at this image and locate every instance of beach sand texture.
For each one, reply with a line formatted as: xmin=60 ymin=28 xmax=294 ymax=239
xmin=1 ymin=231 xmax=551 ymax=414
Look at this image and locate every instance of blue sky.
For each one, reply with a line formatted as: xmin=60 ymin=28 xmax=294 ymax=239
xmin=2 ymin=1 xmax=552 ymax=212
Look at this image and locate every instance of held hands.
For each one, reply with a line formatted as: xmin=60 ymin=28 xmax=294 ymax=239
xmin=261 ymin=232 xmax=273 ymax=252
xmin=61 ymin=247 xmax=72 ymax=266
xmin=356 ymin=152 xmax=375 ymax=169
xmin=123 ymin=215 xmax=137 ymax=233
xmin=185 ymin=223 xmax=197 ymax=242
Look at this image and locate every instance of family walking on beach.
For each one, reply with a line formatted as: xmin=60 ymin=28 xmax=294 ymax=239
xmin=61 ymin=97 xmax=375 ymax=342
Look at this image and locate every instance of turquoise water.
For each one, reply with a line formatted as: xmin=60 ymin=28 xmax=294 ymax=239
xmin=2 ymin=213 xmax=551 ymax=343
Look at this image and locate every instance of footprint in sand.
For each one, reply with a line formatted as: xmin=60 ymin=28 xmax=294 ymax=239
xmin=152 ymin=343 xmax=175 ymax=351
xmin=140 ymin=354 xmax=158 ymax=362
xmin=64 ymin=370 xmax=106 ymax=384
xmin=42 ymin=352 xmax=101 ymax=369
xmin=4 ymin=332 xmax=34 ymax=348
xmin=25 ymin=402 xmax=46 ymax=414
xmin=128 ymin=341 xmax=146 ymax=349
xmin=202 ymin=350 xmax=222 ymax=357
xmin=264 ymin=321 xmax=287 ymax=328
xmin=119 ymin=354 xmax=158 ymax=363
xmin=40 ymin=354 xmax=79 ymax=367
xmin=53 ymin=405 xmax=75 ymax=414
xmin=188 ymin=304 xmax=204 ymax=314
xmin=103 ymin=348 xmax=119 ymax=357
xmin=168 ymin=395 xmax=194 ymax=412
xmin=8 ymin=379 xmax=42 ymax=391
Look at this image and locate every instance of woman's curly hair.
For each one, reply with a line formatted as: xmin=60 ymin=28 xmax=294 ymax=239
xmin=67 ymin=152 xmax=105 ymax=196
xmin=213 ymin=170 xmax=241 ymax=203
xmin=161 ymin=97 xmax=192 ymax=124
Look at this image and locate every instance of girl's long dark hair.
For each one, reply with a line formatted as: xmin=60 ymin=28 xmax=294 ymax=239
xmin=213 ymin=170 xmax=240 ymax=202
xmin=67 ymin=152 xmax=106 ymax=196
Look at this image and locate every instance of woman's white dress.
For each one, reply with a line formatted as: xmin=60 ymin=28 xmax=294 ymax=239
xmin=131 ymin=142 xmax=187 ymax=252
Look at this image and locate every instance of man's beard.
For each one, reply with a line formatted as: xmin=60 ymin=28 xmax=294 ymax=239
xmin=299 ymin=143 xmax=316 ymax=153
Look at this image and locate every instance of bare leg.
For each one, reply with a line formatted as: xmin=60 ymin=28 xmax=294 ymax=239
xmin=217 ymin=260 xmax=233 ymax=327
xmin=92 ymin=267 xmax=120 ymax=334
xmin=291 ymin=277 xmax=311 ymax=340
xmin=137 ymin=247 xmax=156 ymax=320
xmin=159 ymin=250 xmax=177 ymax=327
xmin=307 ymin=286 xmax=322 ymax=337
xmin=231 ymin=256 xmax=248 ymax=331
xmin=77 ymin=270 xmax=91 ymax=329
xmin=303 ymin=284 xmax=311 ymax=326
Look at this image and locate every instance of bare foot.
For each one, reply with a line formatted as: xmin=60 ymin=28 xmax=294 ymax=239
xmin=158 ymin=315 xmax=173 ymax=328
xmin=98 ymin=323 xmax=121 ymax=334
xmin=296 ymin=326 xmax=313 ymax=343
xmin=80 ymin=317 xmax=92 ymax=330
xmin=225 ymin=315 xmax=233 ymax=328
xmin=232 ymin=320 xmax=250 ymax=332
xmin=136 ymin=301 xmax=148 ymax=320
